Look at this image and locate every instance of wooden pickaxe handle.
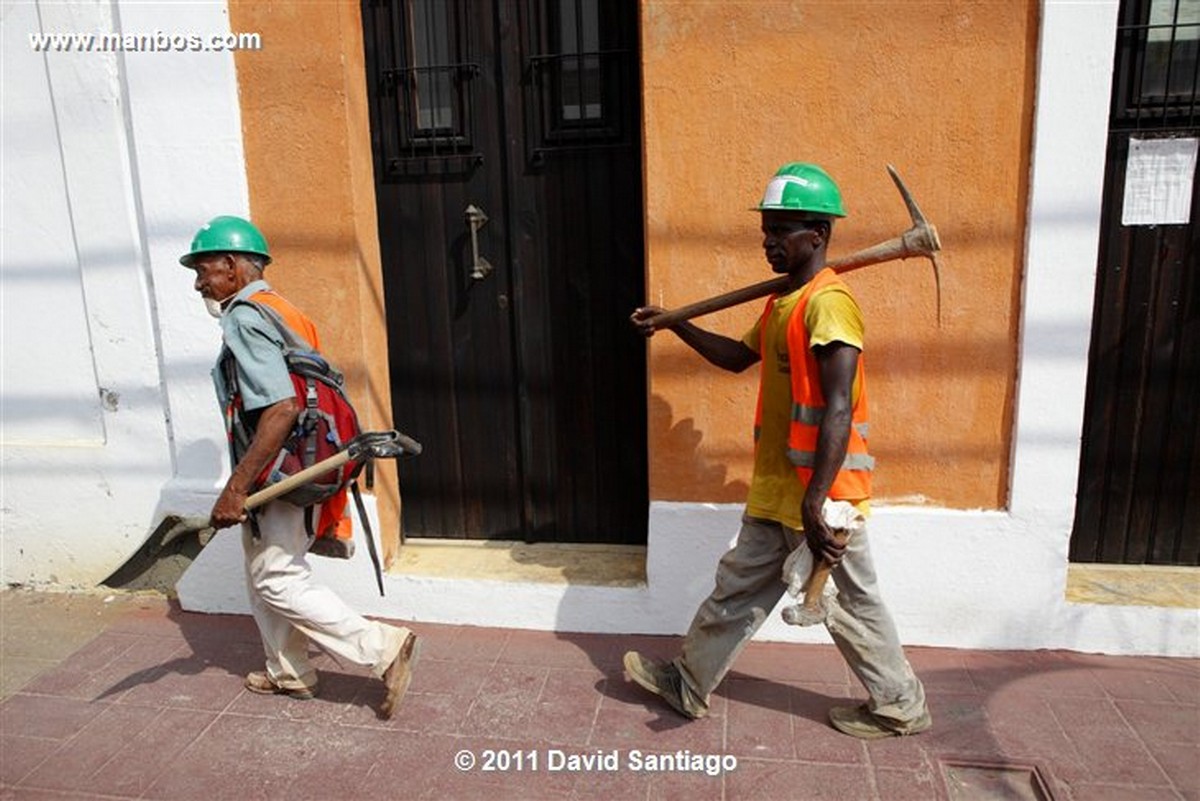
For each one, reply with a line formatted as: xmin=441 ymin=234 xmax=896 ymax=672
xmin=244 ymin=429 xmax=422 ymax=509
xmin=244 ymin=450 xmax=354 ymax=510
xmin=157 ymin=430 xmax=423 ymax=549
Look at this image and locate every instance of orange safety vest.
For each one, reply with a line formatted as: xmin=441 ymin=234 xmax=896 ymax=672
xmin=248 ymin=289 xmax=353 ymax=542
xmin=754 ymin=267 xmax=873 ymax=501
xmin=250 ymin=289 xmax=321 ymax=351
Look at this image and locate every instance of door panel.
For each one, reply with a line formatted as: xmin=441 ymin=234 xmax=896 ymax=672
xmin=1071 ymin=0 xmax=1199 ymax=565
xmin=362 ymin=0 xmax=647 ymax=543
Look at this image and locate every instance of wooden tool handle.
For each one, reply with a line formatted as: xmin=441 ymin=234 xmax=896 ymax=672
xmin=643 ymin=220 xmax=941 ymax=330
xmin=646 ymin=276 xmax=790 ymax=329
xmin=801 ymin=529 xmax=850 ymax=611
xmin=244 ymin=450 xmax=353 ymax=510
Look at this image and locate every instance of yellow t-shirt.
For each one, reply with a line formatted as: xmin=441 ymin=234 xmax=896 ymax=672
xmin=741 ymin=283 xmax=867 ymax=529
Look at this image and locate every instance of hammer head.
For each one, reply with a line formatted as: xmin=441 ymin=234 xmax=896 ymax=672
xmin=781 ymin=601 xmax=829 ymax=627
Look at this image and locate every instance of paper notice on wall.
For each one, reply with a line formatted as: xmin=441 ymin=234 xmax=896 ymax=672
xmin=1121 ymin=137 xmax=1198 ymax=226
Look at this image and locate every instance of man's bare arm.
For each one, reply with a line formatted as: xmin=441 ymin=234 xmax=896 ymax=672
xmin=631 ymin=305 xmax=759 ymax=373
xmin=209 ymin=397 xmax=300 ymax=528
xmin=801 ymin=342 xmax=858 ymax=564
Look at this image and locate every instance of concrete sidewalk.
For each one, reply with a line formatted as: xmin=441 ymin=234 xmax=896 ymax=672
xmin=0 ymin=587 xmax=1196 ymax=800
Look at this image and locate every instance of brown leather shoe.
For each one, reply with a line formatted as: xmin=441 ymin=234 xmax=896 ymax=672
xmin=244 ymin=670 xmax=317 ymax=700
xmin=380 ymin=632 xmax=421 ymax=719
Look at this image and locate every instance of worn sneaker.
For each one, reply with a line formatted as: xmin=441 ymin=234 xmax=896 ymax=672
xmin=622 ymin=651 xmax=705 ymax=720
xmin=828 ymin=703 xmax=932 ymax=739
xmin=380 ymin=631 xmax=421 ymax=719
xmin=244 ymin=670 xmax=318 ymax=700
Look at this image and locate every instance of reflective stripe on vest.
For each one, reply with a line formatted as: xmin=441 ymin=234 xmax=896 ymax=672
xmin=786 ymin=448 xmax=876 ymax=471
xmin=792 ymin=403 xmax=869 ymax=439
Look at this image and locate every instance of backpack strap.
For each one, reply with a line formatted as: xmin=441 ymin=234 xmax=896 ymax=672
xmin=247 ymin=508 xmax=263 ymax=542
xmin=220 ymin=349 xmax=251 ymax=465
xmin=232 ymin=295 xmax=316 ymax=353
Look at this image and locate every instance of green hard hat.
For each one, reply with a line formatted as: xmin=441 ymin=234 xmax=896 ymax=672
xmin=180 ymin=215 xmax=272 ymax=267
xmin=753 ymin=163 xmax=847 ymax=217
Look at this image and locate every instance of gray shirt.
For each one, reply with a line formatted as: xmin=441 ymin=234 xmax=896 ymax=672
xmin=211 ymin=280 xmax=295 ymax=412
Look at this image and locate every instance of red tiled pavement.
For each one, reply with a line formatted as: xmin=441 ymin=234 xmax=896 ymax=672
xmin=0 ymin=595 xmax=1197 ymax=801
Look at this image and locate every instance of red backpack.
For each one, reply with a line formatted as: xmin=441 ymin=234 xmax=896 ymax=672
xmin=220 ymin=293 xmax=384 ymax=586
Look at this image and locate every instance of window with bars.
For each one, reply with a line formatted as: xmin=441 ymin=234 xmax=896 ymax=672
xmin=364 ymin=0 xmax=637 ymax=170
xmin=551 ymin=0 xmax=603 ymax=125
xmin=1113 ymin=0 xmax=1199 ymax=129
xmin=367 ymin=0 xmax=480 ymax=172
xmin=524 ymin=0 xmax=636 ymax=161
xmin=408 ymin=0 xmax=458 ymax=132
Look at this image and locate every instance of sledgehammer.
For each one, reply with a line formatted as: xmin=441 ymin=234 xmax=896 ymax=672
xmin=780 ymin=501 xmax=865 ymax=626
xmin=781 ymin=530 xmax=850 ymax=626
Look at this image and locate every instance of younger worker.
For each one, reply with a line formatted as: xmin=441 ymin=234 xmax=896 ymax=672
xmin=182 ymin=215 xmax=418 ymax=717
xmin=625 ymin=164 xmax=931 ymax=739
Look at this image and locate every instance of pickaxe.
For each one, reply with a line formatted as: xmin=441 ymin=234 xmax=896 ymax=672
xmin=641 ymin=165 xmax=943 ymax=328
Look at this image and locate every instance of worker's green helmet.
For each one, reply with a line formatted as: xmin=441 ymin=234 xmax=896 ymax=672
xmin=753 ymin=163 xmax=847 ymax=218
xmin=179 ymin=215 xmax=272 ymax=267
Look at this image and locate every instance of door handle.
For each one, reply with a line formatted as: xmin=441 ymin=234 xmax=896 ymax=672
xmin=464 ymin=204 xmax=493 ymax=281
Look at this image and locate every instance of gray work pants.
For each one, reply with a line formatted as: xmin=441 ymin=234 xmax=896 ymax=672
xmin=674 ymin=515 xmax=927 ymax=725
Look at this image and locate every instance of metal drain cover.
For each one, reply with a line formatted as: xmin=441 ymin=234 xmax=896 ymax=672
xmin=940 ymin=760 xmax=1055 ymax=801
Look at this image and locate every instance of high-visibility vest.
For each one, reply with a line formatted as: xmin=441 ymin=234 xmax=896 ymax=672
xmin=755 ymin=267 xmax=873 ymax=500
xmin=246 ymin=289 xmax=352 ymax=541
xmin=249 ymin=289 xmax=321 ymax=350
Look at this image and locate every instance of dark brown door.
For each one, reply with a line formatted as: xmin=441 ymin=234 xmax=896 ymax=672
xmin=1071 ymin=0 xmax=1199 ymax=564
xmin=362 ymin=0 xmax=647 ymax=543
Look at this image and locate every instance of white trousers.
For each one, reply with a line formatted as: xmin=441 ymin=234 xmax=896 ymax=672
xmin=242 ymin=501 xmax=409 ymax=685
xmin=675 ymin=515 xmax=927 ymax=725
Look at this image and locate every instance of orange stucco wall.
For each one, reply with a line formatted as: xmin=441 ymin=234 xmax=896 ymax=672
xmin=228 ymin=1 xmax=401 ymax=558
xmin=641 ymin=1 xmax=1037 ymax=509
xmin=227 ymin=0 xmax=1036 ymax=531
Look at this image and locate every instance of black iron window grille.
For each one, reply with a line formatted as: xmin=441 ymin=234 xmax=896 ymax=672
xmin=1112 ymin=0 xmax=1199 ymax=130
xmin=367 ymin=0 xmax=482 ymax=175
xmin=523 ymin=0 xmax=636 ymax=163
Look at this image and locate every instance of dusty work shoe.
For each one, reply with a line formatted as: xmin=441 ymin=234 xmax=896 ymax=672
xmin=622 ymin=651 xmax=705 ymax=720
xmin=380 ymin=632 xmax=421 ymax=719
xmin=244 ymin=670 xmax=318 ymax=700
xmin=828 ymin=703 xmax=932 ymax=739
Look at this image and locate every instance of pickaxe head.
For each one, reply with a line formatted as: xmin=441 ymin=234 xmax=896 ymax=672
xmin=346 ymin=430 xmax=423 ymax=462
xmin=886 ymin=164 xmax=942 ymax=326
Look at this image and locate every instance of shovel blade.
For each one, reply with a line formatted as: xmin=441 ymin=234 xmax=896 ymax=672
xmin=158 ymin=515 xmax=214 ymax=550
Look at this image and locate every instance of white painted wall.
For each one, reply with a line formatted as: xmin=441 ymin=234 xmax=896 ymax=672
xmin=1 ymin=0 xmax=247 ymax=585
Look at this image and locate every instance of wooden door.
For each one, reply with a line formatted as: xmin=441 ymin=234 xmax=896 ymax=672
xmin=1071 ymin=0 xmax=1199 ymax=565
xmin=361 ymin=0 xmax=647 ymax=543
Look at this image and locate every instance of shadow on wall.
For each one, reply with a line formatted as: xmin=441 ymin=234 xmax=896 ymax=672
xmin=649 ymin=393 xmax=749 ymax=503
